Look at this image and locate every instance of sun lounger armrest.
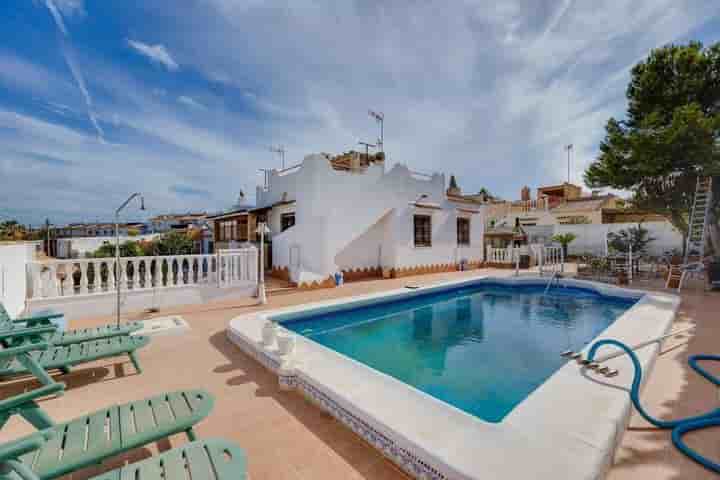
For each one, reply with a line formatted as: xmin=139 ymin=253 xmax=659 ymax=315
xmin=15 ymin=311 xmax=64 ymax=326
xmin=0 ymin=325 xmax=58 ymax=342
xmin=0 ymin=342 xmax=49 ymax=360
xmin=0 ymin=430 xmax=54 ymax=463
xmin=0 ymin=383 xmax=65 ymax=413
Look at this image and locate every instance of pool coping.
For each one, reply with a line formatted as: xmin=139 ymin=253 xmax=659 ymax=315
xmin=227 ymin=275 xmax=680 ymax=480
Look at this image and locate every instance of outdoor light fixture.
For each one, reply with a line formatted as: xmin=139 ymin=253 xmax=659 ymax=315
xmin=256 ymin=222 xmax=271 ymax=305
xmin=115 ymin=193 xmax=145 ymax=327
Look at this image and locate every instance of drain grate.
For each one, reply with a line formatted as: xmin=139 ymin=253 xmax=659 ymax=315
xmin=131 ymin=315 xmax=190 ymax=337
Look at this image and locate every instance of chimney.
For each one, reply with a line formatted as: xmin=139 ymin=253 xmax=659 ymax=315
xmin=521 ymin=186 xmax=531 ymax=201
xmin=446 ymin=175 xmax=461 ymax=196
xmin=350 ymin=151 xmax=361 ymax=172
xmin=591 ymin=190 xmax=601 ymax=197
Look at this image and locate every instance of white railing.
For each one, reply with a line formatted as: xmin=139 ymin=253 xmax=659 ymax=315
xmin=28 ymin=247 xmax=258 ymax=299
xmin=217 ymin=248 xmax=258 ymax=288
xmin=487 ymin=246 xmax=517 ymax=264
xmin=538 ymin=246 xmax=564 ymax=276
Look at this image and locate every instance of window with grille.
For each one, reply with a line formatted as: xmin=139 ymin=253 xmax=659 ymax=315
xmin=281 ymin=212 xmax=296 ymax=232
xmin=414 ymin=215 xmax=432 ymax=247
xmin=457 ymin=217 xmax=470 ymax=245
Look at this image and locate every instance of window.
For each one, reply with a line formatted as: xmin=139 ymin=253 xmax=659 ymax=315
xmin=219 ymin=220 xmax=237 ymax=241
xmin=414 ymin=215 xmax=432 ymax=247
xmin=457 ymin=217 xmax=470 ymax=246
xmin=281 ymin=212 xmax=296 ymax=232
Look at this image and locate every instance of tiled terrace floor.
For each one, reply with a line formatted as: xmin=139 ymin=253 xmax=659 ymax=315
xmin=1 ymin=268 xmax=718 ymax=479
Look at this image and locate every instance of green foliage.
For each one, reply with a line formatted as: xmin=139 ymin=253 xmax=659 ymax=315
xmin=551 ymin=233 xmax=577 ymax=257
xmin=92 ymin=241 xmax=144 ymax=258
xmin=154 ymin=231 xmax=194 ymax=255
xmin=607 ymin=223 xmax=656 ymax=255
xmin=91 ymin=231 xmax=194 ymax=258
xmin=584 ymin=42 xmax=720 ymax=247
xmin=0 ymin=220 xmax=27 ymax=241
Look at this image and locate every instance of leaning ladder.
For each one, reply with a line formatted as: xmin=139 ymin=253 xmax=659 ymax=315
xmin=668 ymin=177 xmax=713 ymax=290
xmin=685 ymin=177 xmax=713 ymax=263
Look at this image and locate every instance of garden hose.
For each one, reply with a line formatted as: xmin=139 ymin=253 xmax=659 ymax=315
xmin=587 ymin=339 xmax=720 ymax=473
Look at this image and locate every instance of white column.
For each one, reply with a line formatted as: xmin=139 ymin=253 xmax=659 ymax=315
xmin=119 ymin=260 xmax=127 ymax=291
xmin=130 ymin=260 xmax=139 ymax=290
xmin=47 ymin=264 xmax=59 ymax=297
xmin=79 ymin=262 xmax=89 ymax=294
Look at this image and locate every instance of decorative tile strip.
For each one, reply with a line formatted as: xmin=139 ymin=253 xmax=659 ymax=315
xmin=226 ymin=328 xmax=453 ymax=480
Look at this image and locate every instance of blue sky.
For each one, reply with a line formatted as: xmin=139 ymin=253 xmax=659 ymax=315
xmin=2 ymin=0 xmax=720 ymax=226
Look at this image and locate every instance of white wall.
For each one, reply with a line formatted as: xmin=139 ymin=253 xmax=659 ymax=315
xmin=390 ymin=206 xmax=484 ymax=268
xmin=555 ymin=221 xmax=683 ymax=256
xmin=0 ymin=243 xmax=34 ymax=316
xmin=268 ymin=154 xmax=486 ymax=282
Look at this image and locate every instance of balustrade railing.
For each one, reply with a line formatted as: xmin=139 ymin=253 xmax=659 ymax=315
xmin=538 ymin=246 xmax=564 ymax=275
xmin=487 ymin=247 xmax=516 ymax=264
xmin=28 ymin=248 xmax=257 ymax=299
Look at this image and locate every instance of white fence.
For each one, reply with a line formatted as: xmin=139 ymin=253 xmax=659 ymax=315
xmin=218 ymin=248 xmax=258 ymax=288
xmin=487 ymin=246 xmax=514 ymax=264
xmin=28 ymin=248 xmax=257 ymax=300
xmin=533 ymin=245 xmax=564 ymax=275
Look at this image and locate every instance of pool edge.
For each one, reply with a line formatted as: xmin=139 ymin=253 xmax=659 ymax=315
xmin=227 ymin=275 xmax=679 ymax=480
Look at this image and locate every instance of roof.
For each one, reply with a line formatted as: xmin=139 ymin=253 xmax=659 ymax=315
xmin=550 ymin=195 xmax=614 ymax=213
xmin=149 ymin=213 xmax=208 ymax=222
xmin=206 ymin=208 xmax=250 ymax=220
xmin=328 ymin=151 xmax=384 ymax=171
xmin=446 ymin=194 xmax=484 ymax=205
xmin=485 ymin=225 xmax=527 ymax=237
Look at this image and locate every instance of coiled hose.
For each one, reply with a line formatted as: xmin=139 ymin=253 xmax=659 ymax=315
xmin=587 ymin=339 xmax=720 ymax=473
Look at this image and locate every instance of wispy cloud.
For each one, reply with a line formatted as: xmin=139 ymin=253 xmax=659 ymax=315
xmin=43 ymin=0 xmax=104 ymax=141
xmin=178 ymin=95 xmax=206 ymax=109
xmin=127 ymin=39 xmax=179 ymax=71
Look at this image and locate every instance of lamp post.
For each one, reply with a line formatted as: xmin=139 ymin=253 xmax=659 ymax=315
xmin=256 ymin=222 xmax=270 ymax=304
xmin=115 ymin=193 xmax=145 ymax=327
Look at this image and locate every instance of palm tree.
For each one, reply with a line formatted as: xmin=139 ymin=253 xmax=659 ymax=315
xmin=551 ymin=233 xmax=577 ymax=258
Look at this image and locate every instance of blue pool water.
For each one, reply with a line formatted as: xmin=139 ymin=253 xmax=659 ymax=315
xmin=281 ymin=282 xmax=637 ymax=422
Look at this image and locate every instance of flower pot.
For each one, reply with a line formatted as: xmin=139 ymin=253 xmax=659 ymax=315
xmin=261 ymin=321 xmax=277 ymax=346
xmin=277 ymin=334 xmax=296 ymax=356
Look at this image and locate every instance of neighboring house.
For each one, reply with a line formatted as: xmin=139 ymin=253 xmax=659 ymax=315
xmin=55 ymin=222 xmax=146 ymax=238
xmin=250 ymin=152 xmax=485 ymax=286
xmin=485 ymin=182 xmax=683 ymax=255
xmin=55 ymin=234 xmax=160 ymax=259
xmin=148 ymin=213 xmax=208 ymax=233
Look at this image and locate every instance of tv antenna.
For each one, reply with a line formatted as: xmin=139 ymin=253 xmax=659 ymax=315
xmin=268 ymin=145 xmax=286 ymax=169
xmin=368 ymin=110 xmax=384 ymax=152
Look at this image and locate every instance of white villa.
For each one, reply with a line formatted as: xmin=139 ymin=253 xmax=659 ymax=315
xmin=252 ymin=151 xmax=486 ymax=286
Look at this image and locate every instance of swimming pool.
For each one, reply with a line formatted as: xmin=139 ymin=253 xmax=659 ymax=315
xmin=279 ymin=283 xmax=636 ymax=422
xmin=228 ymin=276 xmax=678 ymax=480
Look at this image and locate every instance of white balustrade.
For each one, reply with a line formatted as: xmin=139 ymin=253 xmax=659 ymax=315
xmin=26 ymin=248 xmax=257 ymax=299
xmin=487 ymin=247 xmax=517 ymax=264
xmin=539 ymin=246 xmax=564 ymax=275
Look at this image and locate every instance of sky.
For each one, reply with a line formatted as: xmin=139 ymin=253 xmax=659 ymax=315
xmin=1 ymin=0 xmax=720 ymax=226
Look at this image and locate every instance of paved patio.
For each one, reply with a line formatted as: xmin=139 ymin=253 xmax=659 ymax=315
xmin=1 ymin=268 xmax=718 ymax=479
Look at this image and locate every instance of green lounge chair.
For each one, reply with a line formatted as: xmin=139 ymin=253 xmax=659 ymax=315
xmin=0 ymin=302 xmax=142 ymax=347
xmin=0 ymin=435 xmax=247 ymax=480
xmin=0 ymin=330 xmax=150 ymax=379
xmin=0 ymin=381 xmax=217 ymax=480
